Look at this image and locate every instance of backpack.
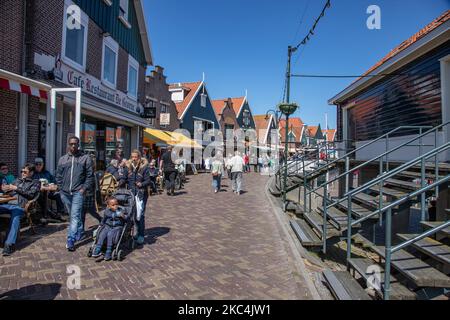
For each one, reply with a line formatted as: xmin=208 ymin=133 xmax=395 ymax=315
xmin=99 ymin=173 xmax=118 ymax=200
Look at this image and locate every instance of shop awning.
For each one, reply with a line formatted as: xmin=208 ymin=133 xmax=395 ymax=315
xmin=144 ymin=129 xmax=202 ymax=149
xmin=0 ymin=68 xmax=51 ymax=100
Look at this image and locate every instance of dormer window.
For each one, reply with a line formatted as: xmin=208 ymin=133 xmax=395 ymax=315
xmin=200 ymin=93 xmax=207 ymax=107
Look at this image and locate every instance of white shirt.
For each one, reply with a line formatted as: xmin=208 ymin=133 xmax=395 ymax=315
xmin=230 ymin=155 xmax=245 ymax=173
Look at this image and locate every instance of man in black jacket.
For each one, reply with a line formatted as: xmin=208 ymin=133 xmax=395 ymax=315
xmin=56 ymin=137 xmax=94 ymax=252
xmin=126 ymin=150 xmax=151 ymax=245
xmin=0 ymin=164 xmax=41 ymax=256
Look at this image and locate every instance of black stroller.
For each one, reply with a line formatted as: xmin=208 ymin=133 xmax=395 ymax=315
xmin=87 ymin=189 xmax=136 ymax=261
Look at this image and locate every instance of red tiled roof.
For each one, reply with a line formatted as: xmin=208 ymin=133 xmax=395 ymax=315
xmin=253 ymin=115 xmax=274 ymax=142
xmin=322 ymin=129 xmax=336 ymax=142
xmin=211 ymin=99 xmax=227 ymax=116
xmin=360 ymin=10 xmax=450 ymax=79
xmin=169 ymin=81 xmax=202 ymax=118
xmin=308 ymin=126 xmax=319 ymax=137
xmin=279 ymin=117 xmax=305 ymax=143
xmin=230 ymin=97 xmax=246 ymax=116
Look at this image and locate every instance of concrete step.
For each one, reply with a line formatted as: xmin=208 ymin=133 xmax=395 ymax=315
xmin=290 ymin=219 xmax=322 ymax=247
xmin=385 ymin=178 xmax=420 ymax=191
xmin=368 ymin=185 xmax=409 ymax=199
xmin=304 ymin=210 xmax=341 ymax=239
xmin=352 ymin=192 xmax=390 ymax=210
xmin=348 ymin=258 xmax=417 ymax=300
xmin=372 ymin=246 xmax=450 ymax=288
xmin=420 ymin=221 xmax=450 ymax=238
xmin=336 ymin=200 xmax=378 ymax=220
xmin=395 ymin=170 xmax=442 ymax=180
xmin=322 ymin=269 xmax=372 ymax=300
xmin=317 ymin=206 xmax=361 ymax=231
xmin=397 ymin=234 xmax=450 ymax=266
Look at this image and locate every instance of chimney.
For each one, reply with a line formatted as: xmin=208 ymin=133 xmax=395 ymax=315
xmin=155 ymin=65 xmax=164 ymax=74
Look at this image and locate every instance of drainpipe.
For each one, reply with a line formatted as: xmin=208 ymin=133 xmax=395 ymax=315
xmin=18 ymin=0 xmax=29 ymax=171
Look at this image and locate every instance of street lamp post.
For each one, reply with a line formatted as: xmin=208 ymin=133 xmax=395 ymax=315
xmin=278 ymin=102 xmax=299 ymax=209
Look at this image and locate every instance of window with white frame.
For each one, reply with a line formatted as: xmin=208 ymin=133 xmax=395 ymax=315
xmin=62 ymin=0 xmax=89 ymax=71
xmin=102 ymin=37 xmax=119 ymax=89
xmin=119 ymin=0 xmax=131 ymax=28
xmin=127 ymin=55 xmax=139 ymax=99
xmin=160 ymin=104 xmax=168 ymax=128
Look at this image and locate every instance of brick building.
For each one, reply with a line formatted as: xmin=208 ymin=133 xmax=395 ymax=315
xmin=144 ymin=66 xmax=180 ymax=132
xmin=0 ymin=0 xmax=153 ymax=173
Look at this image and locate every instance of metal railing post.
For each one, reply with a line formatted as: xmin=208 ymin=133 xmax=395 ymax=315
xmin=345 ymin=157 xmax=350 ymax=194
xmin=434 ymin=129 xmax=439 ymax=197
xmin=323 ymin=182 xmax=328 ymax=254
xmin=346 ymin=196 xmax=352 ymax=270
xmin=421 ymin=157 xmax=426 ymax=221
xmin=384 ymin=208 xmax=392 ymax=301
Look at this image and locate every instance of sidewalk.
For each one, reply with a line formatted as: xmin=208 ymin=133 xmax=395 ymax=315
xmin=0 ymin=172 xmax=315 ymax=300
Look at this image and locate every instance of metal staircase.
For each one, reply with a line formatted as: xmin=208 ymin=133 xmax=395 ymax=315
xmin=274 ymin=123 xmax=450 ymax=300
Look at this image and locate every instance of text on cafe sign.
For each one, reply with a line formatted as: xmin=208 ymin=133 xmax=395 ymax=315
xmin=57 ymin=63 xmax=139 ymax=114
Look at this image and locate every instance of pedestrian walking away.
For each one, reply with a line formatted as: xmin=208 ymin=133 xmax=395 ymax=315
xmin=211 ymin=152 xmax=224 ymax=193
xmin=126 ymin=150 xmax=151 ymax=246
xmin=230 ymin=151 xmax=245 ymax=195
xmin=55 ymin=136 xmax=94 ymax=252
xmin=159 ymin=146 xmax=178 ymax=196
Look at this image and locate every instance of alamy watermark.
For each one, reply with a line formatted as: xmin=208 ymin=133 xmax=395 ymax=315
xmin=367 ymin=5 xmax=381 ymax=30
xmin=67 ymin=264 xmax=81 ymax=290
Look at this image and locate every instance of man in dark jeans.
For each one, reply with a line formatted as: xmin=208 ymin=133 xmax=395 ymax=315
xmin=159 ymin=146 xmax=177 ymax=196
xmin=0 ymin=164 xmax=41 ymax=256
xmin=56 ymin=136 xmax=94 ymax=252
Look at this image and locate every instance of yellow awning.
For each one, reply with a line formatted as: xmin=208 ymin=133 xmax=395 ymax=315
xmin=168 ymin=131 xmax=203 ymax=149
xmin=144 ymin=129 xmax=202 ymax=149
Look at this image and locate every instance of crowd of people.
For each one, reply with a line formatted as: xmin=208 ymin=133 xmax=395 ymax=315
xmin=0 ymin=137 xmax=182 ymax=258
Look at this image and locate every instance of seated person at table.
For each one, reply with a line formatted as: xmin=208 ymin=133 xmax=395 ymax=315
xmin=106 ymin=159 xmax=126 ymax=187
xmin=32 ymin=158 xmax=66 ymax=221
xmin=0 ymin=163 xmax=15 ymax=185
xmin=0 ymin=164 xmax=41 ymax=256
xmin=91 ymin=197 xmax=128 ymax=261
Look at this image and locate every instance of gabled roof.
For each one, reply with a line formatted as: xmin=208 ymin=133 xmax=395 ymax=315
xmin=230 ymin=97 xmax=246 ymax=117
xmin=279 ymin=117 xmax=305 ymax=143
xmin=307 ymin=126 xmax=320 ymax=137
xmin=169 ymin=81 xmax=203 ymax=119
xmin=211 ymin=99 xmax=227 ymax=117
xmin=134 ymin=0 xmax=153 ymax=65
xmin=254 ymin=114 xmax=275 ymax=144
xmin=323 ymin=129 xmax=337 ymax=142
xmin=361 ymin=10 xmax=449 ymax=79
xmin=329 ymin=10 xmax=450 ymax=104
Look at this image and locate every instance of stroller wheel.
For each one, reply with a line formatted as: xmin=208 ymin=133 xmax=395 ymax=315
xmin=87 ymin=247 xmax=93 ymax=257
xmin=117 ymin=250 xmax=123 ymax=261
xmin=112 ymin=250 xmax=118 ymax=261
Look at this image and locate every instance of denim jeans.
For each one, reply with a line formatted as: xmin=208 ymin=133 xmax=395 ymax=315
xmin=212 ymin=174 xmax=222 ymax=191
xmin=231 ymin=172 xmax=243 ymax=193
xmin=0 ymin=204 xmax=25 ymax=245
xmin=60 ymin=191 xmax=85 ymax=242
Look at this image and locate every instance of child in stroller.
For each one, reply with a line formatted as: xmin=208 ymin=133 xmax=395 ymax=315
xmin=88 ymin=190 xmax=135 ymax=261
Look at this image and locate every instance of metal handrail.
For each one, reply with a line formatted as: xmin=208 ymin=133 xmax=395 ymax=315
xmin=307 ymin=122 xmax=448 ymax=202
xmin=326 ymin=142 xmax=450 ymax=212
xmin=303 ymin=125 xmax=433 ymax=180
xmin=338 ymin=142 xmax=450 ymax=300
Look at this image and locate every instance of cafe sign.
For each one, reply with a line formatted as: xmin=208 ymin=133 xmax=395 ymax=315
xmin=56 ymin=62 xmax=140 ymax=114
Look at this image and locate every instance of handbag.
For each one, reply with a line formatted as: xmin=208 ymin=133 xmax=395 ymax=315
xmin=135 ymin=195 xmax=144 ymax=222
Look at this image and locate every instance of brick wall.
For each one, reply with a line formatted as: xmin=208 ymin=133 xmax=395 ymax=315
xmin=117 ymin=47 xmax=129 ymax=93
xmin=87 ymin=20 xmax=103 ymax=80
xmin=0 ymin=89 xmax=19 ymax=174
xmin=26 ymin=97 xmax=41 ymax=163
xmin=0 ymin=0 xmax=24 ymax=74
xmin=145 ymin=66 xmax=180 ymax=131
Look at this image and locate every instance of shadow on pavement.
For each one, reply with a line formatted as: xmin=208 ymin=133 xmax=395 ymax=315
xmin=0 ymin=283 xmax=61 ymax=300
xmin=12 ymin=224 xmax=67 ymax=251
xmin=144 ymin=227 xmax=170 ymax=245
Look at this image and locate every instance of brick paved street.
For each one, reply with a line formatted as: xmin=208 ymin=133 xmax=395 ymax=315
xmin=0 ymin=173 xmax=315 ymax=300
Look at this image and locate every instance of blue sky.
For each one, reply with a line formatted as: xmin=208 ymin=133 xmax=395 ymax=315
xmin=143 ymin=0 xmax=449 ymax=129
